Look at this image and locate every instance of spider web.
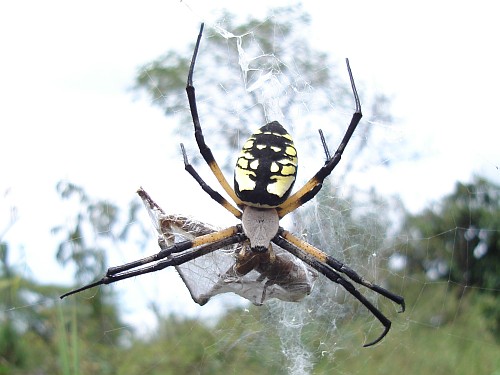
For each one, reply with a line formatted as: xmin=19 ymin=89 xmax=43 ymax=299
xmin=2 ymin=3 xmax=499 ymax=375
xmin=131 ymin=13 xmax=402 ymax=373
xmin=131 ymin=9 xmax=498 ymax=375
xmin=175 ymin=13 xmax=404 ymax=374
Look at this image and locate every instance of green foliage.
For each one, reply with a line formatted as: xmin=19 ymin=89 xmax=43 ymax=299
xmin=400 ymin=176 xmax=500 ymax=342
xmin=0 ymin=241 xmax=52 ymax=372
xmin=4 ymin=4 xmax=499 ymax=373
xmin=133 ymin=5 xmax=391 ymax=172
xmin=402 ymin=176 xmax=500 ymax=291
xmin=0 ymin=181 xmax=146 ymax=373
xmin=321 ymin=282 xmax=499 ymax=375
xmin=0 ymin=238 xmax=125 ymax=373
xmin=3 ymin=175 xmax=500 ymax=373
xmin=52 ymin=180 xmax=148 ymax=285
xmin=84 ymin=310 xmax=285 ymax=375
xmin=0 ymin=321 xmax=26 ymax=372
xmin=134 ymin=6 xmax=327 ymax=137
xmin=55 ymin=284 xmax=498 ymax=375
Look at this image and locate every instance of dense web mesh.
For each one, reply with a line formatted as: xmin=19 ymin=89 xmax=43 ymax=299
xmin=133 ymin=17 xmax=407 ymax=373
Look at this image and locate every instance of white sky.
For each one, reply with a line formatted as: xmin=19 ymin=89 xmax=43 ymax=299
xmin=1 ymin=0 xmax=499 ymax=328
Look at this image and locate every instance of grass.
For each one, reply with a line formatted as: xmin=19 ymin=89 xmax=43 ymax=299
xmin=318 ymin=282 xmax=500 ymax=375
xmin=48 ymin=280 xmax=500 ymax=375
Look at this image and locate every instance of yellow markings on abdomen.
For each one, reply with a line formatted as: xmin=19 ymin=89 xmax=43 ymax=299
xmin=237 ymin=158 xmax=249 ymax=169
xmin=234 ymin=121 xmax=298 ymax=207
xmin=235 ymin=168 xmax=256 ymax=191
xmin=267 ymin=175 xmax=296 ymax=197
xmin=285 ymin=146 xmax=296 ymax=156
xmin=249 ymin=160 xmax=260 ymax=170
xmin=281 ymin=164 xmax=297 ymax=176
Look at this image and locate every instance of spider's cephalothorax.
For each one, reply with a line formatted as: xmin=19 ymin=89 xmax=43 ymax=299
xmin=234 ymin=121 xmax=298 ymax=208
xmin=61 ymin=23 xmax=405 ymax=348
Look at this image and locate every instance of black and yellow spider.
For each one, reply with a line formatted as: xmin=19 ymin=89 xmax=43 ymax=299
xmin=61 ymin=24 xmax=404 ymax=347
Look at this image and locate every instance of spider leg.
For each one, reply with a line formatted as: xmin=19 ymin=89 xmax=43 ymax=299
xmin=277 ymin=59 xmax=362 ymax=218
xmin=280 ymin=229 xmax=405 ymax=311
xmin=60 ymin=225 xmax=245 ymax=299
xmin=318 ymin=129 xmax=331 ymax=160
xmin=108 ymin=225 xmax=242 ymax=276
xmin=273 ymin=229 xmax=404 ymax=347
xmin=186 ymin=23 xmax=243 ymax=207
xmin=180 ymin=143 xmax=242 ymax=219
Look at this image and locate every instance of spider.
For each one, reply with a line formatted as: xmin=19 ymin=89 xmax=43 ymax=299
xmin=61 ymin=23 xmax=405 ymax=347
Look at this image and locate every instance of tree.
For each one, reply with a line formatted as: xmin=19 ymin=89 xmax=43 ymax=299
xmin=402 ymin=176 xmax=500 ymax=291
xmin=0 ymin=184 xmax=134 ymax=374
xmin=133 ymin=5 xmax=392 ymax=174
xmin=52 ymin=180 xmax=146 ymax=284
xmin=51 ymin=181 xmax=148 ymax=372
xmin=399 ymin=176 xmax=500 ymax=338
xmin=133 ymin=8 xmax=399 ymax=361
xmin=0 ymin=198 xmax=59 ymax=372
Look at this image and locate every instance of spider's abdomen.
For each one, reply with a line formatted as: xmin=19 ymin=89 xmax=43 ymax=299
xmin=234 ymin=121 xmax=298 ymax=207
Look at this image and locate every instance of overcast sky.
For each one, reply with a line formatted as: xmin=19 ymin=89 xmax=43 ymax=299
xmin=1 ymin=0 xmax=499 ymax=326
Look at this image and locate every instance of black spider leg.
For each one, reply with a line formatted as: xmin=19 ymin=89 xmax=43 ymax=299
xmin=273 ymin=231 xmax=392 ymax=347
xmin=60 ymin=228 xmax=247 ymax=299
xmin=318 ymin=129 xmax=331 ymax=160
xmin=278 ymin=58 xmax=362 ymax=217
xmin=180 ymin=144 xmax=242 ymax=219
xmin=326 ymin=255 xmax=405 ymax=311
xmin=281 ymin=229 xmax=405 ymax=311
xmin=185 ymin=23 xmax=243 ymax=207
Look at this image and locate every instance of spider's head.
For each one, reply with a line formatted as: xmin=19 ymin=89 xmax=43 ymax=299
xmin=234 ymin=121 xmax=298 ymax=208
xmin=241 ymin=206 xmax=279 ymax=252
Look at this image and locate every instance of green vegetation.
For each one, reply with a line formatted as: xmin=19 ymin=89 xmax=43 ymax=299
xmin=1 ymin=6 xmax=498 ymax=374
xmin=2 ymin=177 xmax=499 ymax=374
